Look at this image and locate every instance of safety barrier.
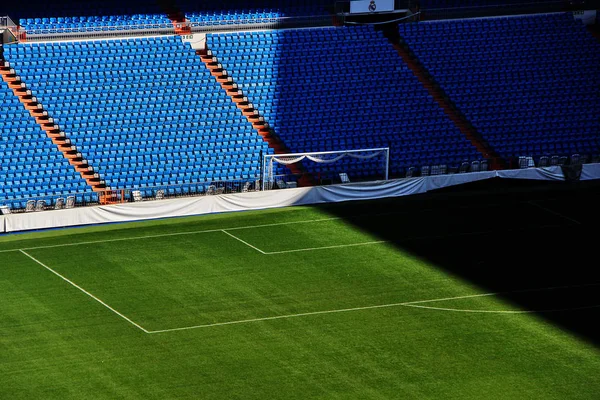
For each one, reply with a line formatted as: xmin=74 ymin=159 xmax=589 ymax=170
xmin=17 ymin=22 xmax=177 ymax=42
xmin=15 ymin=14 xmax=333 ymax=42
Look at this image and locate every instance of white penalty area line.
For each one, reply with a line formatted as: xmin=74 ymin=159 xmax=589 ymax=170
xmin=402 ymin=304 xmax=532 ymax=313
xmin=220 ymin=224 xmax=569 ymax=256
xmin=0 ymin=201 xmax=579 ymax=255
xmin=221 ymin=230 xmax=267 ymax=254
xmin=264 ymin=240 xmax=388 ymax=255
xmin=19 ymin=250 xmax=150 ymax=333
xmin=146 ymin=282 xmax=600 ymax=334
xmin=403 ymin=303 xmax=600 ymax=314
xmin=15 ymin=251 xmax=600 ymax=335
xmin=0 ymin=217 xmax=344 ymax=254
xmin=18 ymin=246 xmax=516 ymax=335
xmin=528 ymin=201 xmax=582 ymax=225
xmin=146 ymin=292 xmax=505 ymax=334
xmin=221 ymin=228 xmax=388 ymax=255
xmin=0 ymin=221 xmax=570 ymax=257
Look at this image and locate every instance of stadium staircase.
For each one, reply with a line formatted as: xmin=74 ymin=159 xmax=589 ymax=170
xmin=380 ymin=25 xmax=505 ymax=170
xmin=158 ymin=0 xmax=192 ymax=35
xmin=0 ymin=57 xmax=108 ymax=194
xmin=165 ymin=4 xmax=314 ymax=186
xmin=197 ymin=47 xmax=314 ymax=187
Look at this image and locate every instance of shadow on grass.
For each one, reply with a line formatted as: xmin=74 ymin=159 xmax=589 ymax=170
xmin=315 ymin=177 xmax=600 ymax=347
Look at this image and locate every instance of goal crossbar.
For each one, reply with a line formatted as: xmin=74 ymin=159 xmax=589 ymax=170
xmin=262 ymin=147 xmax=390 ymax=190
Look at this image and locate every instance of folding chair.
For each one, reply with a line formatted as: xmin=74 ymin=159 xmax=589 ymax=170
xmin=25 ymin=200 xmax=36 ymax=212
xmin=54 ymin=197 xmax=65 ymax=209
xmin=35 ymin=200 xmax=46 ymax=211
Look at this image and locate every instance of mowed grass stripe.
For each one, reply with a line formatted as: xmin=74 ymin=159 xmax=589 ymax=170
xmin=21 ymin=217 xmax=590 ymax=333
xmin=19 ymin=236 xmax=590 ymax=334
xmin=18 ymin=220 xmax=465 ymax=332
xmin=2 ymin=203 xmax=583 ymax=333
xmin=2 ymin=196 xmax=600 ymax=399
xmin=12 ymin=238 xmax=521 ymax=336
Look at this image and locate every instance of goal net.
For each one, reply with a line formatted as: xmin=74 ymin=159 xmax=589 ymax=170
xmin=262 ymin=147 xmax=389 ymax=190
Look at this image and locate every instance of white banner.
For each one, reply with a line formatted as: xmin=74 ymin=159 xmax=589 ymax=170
xmin=4 ymin=164 xmax=600 ymax=233
xmin=350 ymin=0 xmax=395 ymax=14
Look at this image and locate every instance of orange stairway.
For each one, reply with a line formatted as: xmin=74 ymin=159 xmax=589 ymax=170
xmin=0 ymin=58 xmax=108 ymax=194
xmin=197 ymin=47 xmax=314 ymax=187
xmin=157 ymin=0 xmax=191 ymax=35
xmin=161 ymin=3 xmax=312 ymax=185
xmin=380 ymin=25 xmax=506 ymax=170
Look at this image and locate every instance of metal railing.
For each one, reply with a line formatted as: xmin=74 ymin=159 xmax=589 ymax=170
xmin=15 ymin=13 xmax=335 ymax=42
xmin=17 ymin=22 xmax=178 ymax=42
xmin=1 ymin=16 xmax=18 ymax=30
xmin=188 ymin=14 xmax=333 ymax=33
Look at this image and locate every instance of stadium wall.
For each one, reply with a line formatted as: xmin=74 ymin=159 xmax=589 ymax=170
xmin=3 ymin=164 xmax=597 ymax=233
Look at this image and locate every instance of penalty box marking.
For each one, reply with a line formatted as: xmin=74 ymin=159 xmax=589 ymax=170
xmin=220 ymin=228 xmax=387 ymax=255
xmin=0 ymin=199 xmax=577 ymax=255
xmin=19 ymin=250 xmax=150 ymax=333
xmin=17 ymin=248 xmax=599 ymax=335
xmin=0 ymin=217 xmax=345 ymax=254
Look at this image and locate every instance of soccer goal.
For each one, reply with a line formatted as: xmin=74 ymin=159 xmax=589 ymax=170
xmin=262 ymin=147 xmax=389 ymax=190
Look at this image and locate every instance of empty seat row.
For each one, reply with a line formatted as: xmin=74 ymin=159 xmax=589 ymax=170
xmin=398 ymin=12 xmax=600 ymax=161
xmin=207 ymin=25 xmax=483 ymax=177
xmin=3 ymin=35 xmax=273 ymax=196
xmin=0 ymin=81 xmax=92 ymax=206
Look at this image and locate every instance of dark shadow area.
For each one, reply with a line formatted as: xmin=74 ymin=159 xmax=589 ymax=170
xmin=314 ymin=177 xmax=600 ymax=346
xmin=417 ymin=0 xmax=592 ymax=21
xmin=0 ymin=0 xmax=335 ymax=22
xmin=174 ymin=0 xmax=333 ymax=17
xmin=4 ymin=0 xmax=588 ymax=28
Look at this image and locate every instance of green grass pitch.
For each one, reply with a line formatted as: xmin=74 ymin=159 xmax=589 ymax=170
xmin=1 ymin=185 xmax=600 ymax=399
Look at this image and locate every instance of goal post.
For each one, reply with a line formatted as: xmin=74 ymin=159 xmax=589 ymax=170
xmin=262 ymin=147 xmax=390 ymax=190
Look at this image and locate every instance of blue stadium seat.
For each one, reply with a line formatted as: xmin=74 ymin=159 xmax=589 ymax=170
xmin=4 ymin=35 xmax=271 ymax=193
xmin=398 ymin=13 xmax=600 ymax=162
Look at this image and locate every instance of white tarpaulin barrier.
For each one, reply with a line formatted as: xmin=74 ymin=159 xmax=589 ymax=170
xmin=2 ymin=173 xmax=490 ymax=233
xmin=496 ymin=165 xmax=565 ymax=180
xmin=2 ymin=165 xmax=599 ymax=233
xmin=581 ymin=163 xmax=600 ymax=181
